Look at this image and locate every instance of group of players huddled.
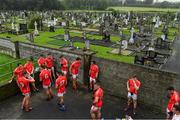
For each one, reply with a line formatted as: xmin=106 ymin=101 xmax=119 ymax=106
xmin=9 ymin=53 xmax=103 ymax=120
xmin=8 ymin=53 xmax=180 ymax=120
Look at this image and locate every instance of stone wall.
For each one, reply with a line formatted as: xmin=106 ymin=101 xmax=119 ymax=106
xmin=18 ymin=42 xmax=88 ymax=84
xmin=0 ymin=38 xmax=16 ymax=57
xmin=93 ymin=56 xmax=180 ymax=112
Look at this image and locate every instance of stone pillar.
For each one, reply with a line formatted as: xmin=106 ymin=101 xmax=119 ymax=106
xmin=14 ymin=41 xmax=20 ymax=59
xmin=83 ymin=52 xmax=95 ymax=86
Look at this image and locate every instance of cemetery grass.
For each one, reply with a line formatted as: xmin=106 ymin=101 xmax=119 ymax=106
xmin=0 ymin=54 xmax=17 ymax=86
xmin=0 ymin=53 xmax=39 ymax=86
xmin=108 ymin=6 xmax=180 ymax=12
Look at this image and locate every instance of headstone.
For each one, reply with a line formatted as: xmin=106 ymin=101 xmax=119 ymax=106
xmin=15 ymin=24 xmax=19 ymax=34
xmin=129 ymin=27 xmax=135 ymax=44
xmin=174 ymin=13 xmax=178 ymax=21
xmin=34 ymin=21 xmax=39 ymax=36
xmin=122 ymin=40 xmax=128 ymax=50
xmin=11 ymin=22 xmax=15 ymax=30
xmin=155 ymin=16 xmax=160 ymax=28
xmin=64 ymin=29 xmax=70 ymax=41
xmin=29 ymin=32 xmax=34 ymax=43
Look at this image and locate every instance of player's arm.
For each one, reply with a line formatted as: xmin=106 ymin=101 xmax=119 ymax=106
xmin=55 ymin=82 xmax=59 ymax=89
xmin=69 ymin=64 xmax=72 ymax=74
xmin=93 ymin=96 xmax=99 ymax=105
xmin=26 ymin=77 xmax=35 ymax=83
xmin=175 ymin=94 xmax=179 ymax=105
xmin=39 ymin=73 xmax=43 ymax=82
xmin=96 ymin=67 xmax=99 ymax=78
xmin=9 ymin=73 xmax=16 ymax=83
xmin=127 ymin=81 xmax=130 ymax=91
xmin=133 ymin=80 xmax=140 ymax=90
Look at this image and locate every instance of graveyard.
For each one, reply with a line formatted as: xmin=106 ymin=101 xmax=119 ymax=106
xmin=0 ymin=0 xmax=180 ymax=119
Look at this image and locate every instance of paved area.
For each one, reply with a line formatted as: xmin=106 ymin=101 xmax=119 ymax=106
xmin=0 ymin=86 xmax=165 ymax=119
xmin=162 ymin=36 xmax=180 ymax=74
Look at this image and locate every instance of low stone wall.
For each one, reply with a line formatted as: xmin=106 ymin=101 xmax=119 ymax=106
xmin=0 ymin=72 xmax=40 ymax=101
xmin=93 ymin=56 xmax=180 ymax=112
xmin=18 ymin=42 xmax=92 ymax=84
xmin=0 ymin=38 xmax=16 ymax=58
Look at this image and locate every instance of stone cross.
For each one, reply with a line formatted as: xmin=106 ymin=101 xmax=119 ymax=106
xmin=11 ymin=22 xmax=15 ymax=30
xmin=15 ymin=24 xmax=19 ymax=34
xmin=129 ymin=27 xmax=135 ymax=44
xmin=155 ymin=16 xmax=160 ymax=28
xmin=34 ymin=21 xmax=39 ymax=36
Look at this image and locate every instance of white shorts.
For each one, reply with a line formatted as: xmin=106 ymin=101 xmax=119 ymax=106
xmin=128 ymin=92 xmax=137 ymax=100
xmin=62 ymin=71 xmax=67 ymax=75
xmin=57 ymin=92 xmax=65 ymax=97
xmin=90 ymin=77 xmax=96 ymax=83
xmin=23 ymin=92 xmax=31 ymax=97
xmin=72 ymin=74 xmax=78 ymax=79
xmin=90 ymin=105 xmax=101 ymax=112
xmin=43 ymin=83 xmax=51 ymax=89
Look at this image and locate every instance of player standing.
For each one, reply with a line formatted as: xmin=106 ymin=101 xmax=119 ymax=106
xmin=166 ymin=86 xmax=180 ymax=119
xmin=90 ymin=83 xmax=104 ymax=120
xmin=40 ymin=65 xmax=54 ymax=101
xmin=69 ymin=57 xmax=81 ymax=90
xmin=127 ymin=75 xmax=141 ymax=115
xmin=24 ymin=58 xmax=39 ymax=92
xmin=89 ymin=61 xmax=99 ymax=91
xmin=18 ymin=71 xmax=35 ymax=112
xmin=56 ymin=72 xmax=67 ymax=111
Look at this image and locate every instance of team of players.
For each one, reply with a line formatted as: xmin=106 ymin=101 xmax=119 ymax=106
xmin=9 ymin=54 xmax=180 ymax=119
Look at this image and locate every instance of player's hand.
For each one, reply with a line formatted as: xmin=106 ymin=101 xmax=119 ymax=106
xmin=8 ymin=79 xmax=13 ymax=83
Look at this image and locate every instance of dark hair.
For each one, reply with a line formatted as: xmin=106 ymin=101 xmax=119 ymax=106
xmin=174 ymin=104 xmax=180 ymax=112
xmin=132 ymin=74 xmax=137 ymax=78
xmin=23 ymin=71 xmax=28 ymax=76
xmin=56 ymin=71 xmax=63 ymax=76
xmin=40 ymin=54 xmax=44 ymax=57
xmin=48 ymin=53 xmax=51 ymax=56
xmin=76 ymin=57 xmax=81 ymax=61
xmin=92 ymin=61 xmax=96 ymax=64
xmin=41 ymin=64 xmax=47 ymax=69
xmin=167 ymin=86 xmax=174 ymax=91
xmin=28 ymin=56 xmax=33 ymax=62
xmin=17 ymin=63 xmax=22 ymax=66
xmin=59 ymin=55 xmax=64 ymax=58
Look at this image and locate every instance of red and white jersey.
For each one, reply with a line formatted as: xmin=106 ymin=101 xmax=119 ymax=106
xmin=93 ymin=87 xmax=104 ymax=107
xmin=24 ymin=61 xmax=34 ymax=75
xmin=39 ymin=69 xmax=51 ymax=86
xmin=56 ymin=75 xmax=67 ymax=93
xmin=38 ymin=57 xmax=46 ymax=67
xmin=167 ymin=91 xmax=180 ymax=111
xmin=14 ymin=66 xmax=25 ymax=80
xmin=59 ymin=58 xmax=68 ymax=72
xmin=45 ymin=56 xmax=54 ymax=68
xmin=18 ymin=76 xmax=31 ymax=94
xmin=89 ymin=64 xmax=99 ymax=79
xmin=70 ymin=60 xmax=81 ymax=75
xmin=128 ymin=79 xmax=141 ymax=95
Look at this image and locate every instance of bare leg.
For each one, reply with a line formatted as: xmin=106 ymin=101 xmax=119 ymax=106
xmin=73 ymin=79 xmax=77 ymax=90
xmin=90 ymin=111 xmax=96 ymax=120
xmin=25 ymin=96 xmax=30 ymax=111
xmin=97 ymin=109 xmax=101 ymax=120
xmin=133 ymin=100 xmax=137 ymax=114
xmin=21 ymin=97 xmax=26 ymax=109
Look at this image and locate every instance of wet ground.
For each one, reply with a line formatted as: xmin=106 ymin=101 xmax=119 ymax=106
xmin=162 ymin=36 xmax=180 ymax=74
xmin=0 ymin=86 xmax=165 ymax=119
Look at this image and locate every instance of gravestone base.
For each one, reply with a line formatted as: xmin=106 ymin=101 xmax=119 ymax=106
xmin=110 ymin=49 xmax=133 ymax=56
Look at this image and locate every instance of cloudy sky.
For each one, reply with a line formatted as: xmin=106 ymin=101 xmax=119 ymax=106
xmin=157 ymin=0 xmax=180 ymax=2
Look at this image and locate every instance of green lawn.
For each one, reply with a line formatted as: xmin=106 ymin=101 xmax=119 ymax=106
xmin=107 ymin=6 xmax=180 ymax=12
